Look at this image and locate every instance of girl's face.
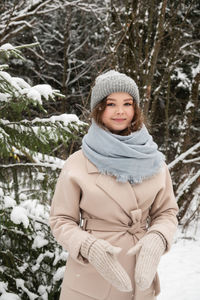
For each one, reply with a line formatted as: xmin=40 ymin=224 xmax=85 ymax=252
xmin=101 ymin=92 xmax=134 ymax=134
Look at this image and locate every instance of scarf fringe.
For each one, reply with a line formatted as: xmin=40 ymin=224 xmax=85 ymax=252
xmin=97 ymin=162 xmax=164 ymax=184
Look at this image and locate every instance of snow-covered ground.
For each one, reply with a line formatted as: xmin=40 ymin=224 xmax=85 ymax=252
xmin=158 ymin=226 xmax=200 ymax=300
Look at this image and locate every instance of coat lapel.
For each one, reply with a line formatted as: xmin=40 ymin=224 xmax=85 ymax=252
xmin=86 ymin=156 xmax=139 ymax=216
xmin=96 ymin=173 xmax=138 ymax=217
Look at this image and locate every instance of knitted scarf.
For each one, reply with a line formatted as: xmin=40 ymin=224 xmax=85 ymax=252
xmin=82 ymin=121 xmax=165 ymax=184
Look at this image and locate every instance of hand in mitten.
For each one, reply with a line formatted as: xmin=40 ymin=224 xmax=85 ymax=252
xmin=127 ymin=232 xmax=166 ymax=291
xmin=81 ymin=235 xmax=132 ymax=292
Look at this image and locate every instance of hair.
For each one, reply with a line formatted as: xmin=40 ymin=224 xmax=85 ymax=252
xmin=90 ymin=97 xmax=144 ymax=136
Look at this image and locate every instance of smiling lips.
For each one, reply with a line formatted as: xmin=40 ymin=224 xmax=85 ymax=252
xmin=112 ymin=118 xmax=126 ymax=122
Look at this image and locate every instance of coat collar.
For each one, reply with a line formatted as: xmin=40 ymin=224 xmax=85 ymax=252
xmin=86 ymin=157 xmax=139 ymax=217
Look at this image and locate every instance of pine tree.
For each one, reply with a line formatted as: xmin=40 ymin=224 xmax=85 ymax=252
xmin=0 ymin=43 xmax=87 ymax=299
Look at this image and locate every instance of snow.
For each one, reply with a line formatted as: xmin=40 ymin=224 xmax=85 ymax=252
xmin=24 ymin=87 xmax=42 ymax=104
xmin=10 ymin=206 xmax=29 ymax=228
xmin=53 ymin=250 xmax=68 ymax=266
xmin=185 ymin=100 xmax=195 ymax=110
xmin=2 ymin=113 xmax=85 ymax=171
xmin=21 ymin=199 xmax=49 ymax=220
xmin=192 ymin=59 xmax=200 ymax=78
xmin=37 ymin=172 xmax=45 ymax=181
xmin=37 ymin=285 xmax=48 ymax=299
xmin=176 ymin=169 xmax=200 ymax=201
xmin=0 ymin=128 xmax=9 ymax=142
xmin=12 ymin=77 xmax=30 ymax=89
xmin=32 ymin=235 xmax=48 ymax=249
xmin=16 ymin=279 xmax=38 ymax=300
xmin=0 ymin=92 xmax=9 ymax=102
xmin=168 ymin=141 xmax=200 ymax=169
xmin=0 ymin=68 xmax=59 ymax=105
xmin=29 ymin=0 xmax=41 ymax=6
xmin=0 ymin=188 xmax=4 ymax=196
xmin=175 ymin=68 xmax=190 ymax=88
xmin=6 ymin=145 xmax=65 ymax=170
xmin=0 ymin=293 xmax=20 ymax=300
xmin=34 ymin=84 xmax=53 ymax=100
xmin=17 ymin=263 xmax=28 ymax=274
xmin=158 ymin=228 xmax=200 ymax=300
xmin=0 ymin=71 xmax=25 ymax=93
xmin=32 ymin=251 xmax=54 ymax=273
xmin=53 ymin=266 xmax=66 ymax=282
xmin=32 ymin=113 xmax=86 ymax=127
xmin=4 ymin=196 xmax=16 ymax=208
xmin=0 ymin=43 xmax=15 ymax=51
xmin=0 ymin=71 xmax=13 ymax=85
xmin=0 ymin=282 xmax=7 ymax=295
xmin=19 ymin=193 xmax=27 ymax=200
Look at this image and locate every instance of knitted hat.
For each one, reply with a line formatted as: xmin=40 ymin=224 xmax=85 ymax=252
xmin=91 ymin=70 xmax=139 ymax=110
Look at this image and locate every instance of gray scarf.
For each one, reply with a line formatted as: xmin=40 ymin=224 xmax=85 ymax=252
xmin=82 ymin=121 xmax=164 ymax=184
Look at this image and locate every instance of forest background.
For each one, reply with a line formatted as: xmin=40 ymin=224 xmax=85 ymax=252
xmin=0 ymin=0 xmax=199 ymax=299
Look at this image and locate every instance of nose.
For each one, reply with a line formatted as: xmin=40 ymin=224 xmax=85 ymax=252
xmin=116 ymin=105 xmax=124 ymax=114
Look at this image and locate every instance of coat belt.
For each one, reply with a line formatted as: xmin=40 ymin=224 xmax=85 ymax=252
xmin=80 ymin=218 xmax=147 ymax=235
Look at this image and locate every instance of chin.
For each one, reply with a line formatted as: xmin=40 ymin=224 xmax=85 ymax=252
xmin=111 ymin=127 xmax=126 ymax=134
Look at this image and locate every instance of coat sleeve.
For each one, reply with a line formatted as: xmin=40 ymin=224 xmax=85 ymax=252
xmin=147 ymin=163 xmax=179 ymax=252
xmin=49 ymin=160 xmax=91 ymax=264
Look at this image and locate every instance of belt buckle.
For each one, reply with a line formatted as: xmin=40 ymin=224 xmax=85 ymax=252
xmin=81 ymin=218 xmax=87 ymax=230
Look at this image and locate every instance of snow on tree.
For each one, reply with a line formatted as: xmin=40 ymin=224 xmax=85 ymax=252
xmin=0 ymin=43 xmax=87 ymax=299
xmin=0 ymin=0 xmax=107 ymax=116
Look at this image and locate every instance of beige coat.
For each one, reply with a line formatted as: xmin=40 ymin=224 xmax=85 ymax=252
xmin=49 ymin=150 xmax=178 ymax=300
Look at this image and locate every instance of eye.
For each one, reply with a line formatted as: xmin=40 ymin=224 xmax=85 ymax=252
xmin=124 ymin=102 xmax=133 ymax=106
xmin=106 ymin=103 xmax=115 ymax=106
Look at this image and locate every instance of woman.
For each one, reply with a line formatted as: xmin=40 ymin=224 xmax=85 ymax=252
xmin=49 ymin=70 xmax=179 ymax=300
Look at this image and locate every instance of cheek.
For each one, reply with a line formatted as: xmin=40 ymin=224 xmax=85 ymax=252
xmin=128 ymin=108 xmax=135 ymax=119
xmin=101 ymin=109 xmax=110 ymax=122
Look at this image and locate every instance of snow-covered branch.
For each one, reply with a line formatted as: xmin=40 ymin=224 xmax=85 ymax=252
xmin=168 ymin=142 xmax=200 ymax=169
xmin=176 ymin=169 xmax=200 ymax=201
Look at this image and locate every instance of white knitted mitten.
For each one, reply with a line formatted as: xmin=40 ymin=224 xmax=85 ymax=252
xmin=127 ymin=232 xmax=166 ymax=290
xmin=81 ymin=235 xmax=132 ymax=292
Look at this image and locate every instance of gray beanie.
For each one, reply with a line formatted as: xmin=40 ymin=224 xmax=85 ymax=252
xmin=90 ymin=70 xmax=139 ymax=110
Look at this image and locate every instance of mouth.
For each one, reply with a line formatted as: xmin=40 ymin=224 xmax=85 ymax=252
xmin=112 ymin=118 xmax=126 ymax=122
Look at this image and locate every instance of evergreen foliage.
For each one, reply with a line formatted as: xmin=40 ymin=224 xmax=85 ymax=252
xmin=0 ymin=44 xmax=88 ymax=299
